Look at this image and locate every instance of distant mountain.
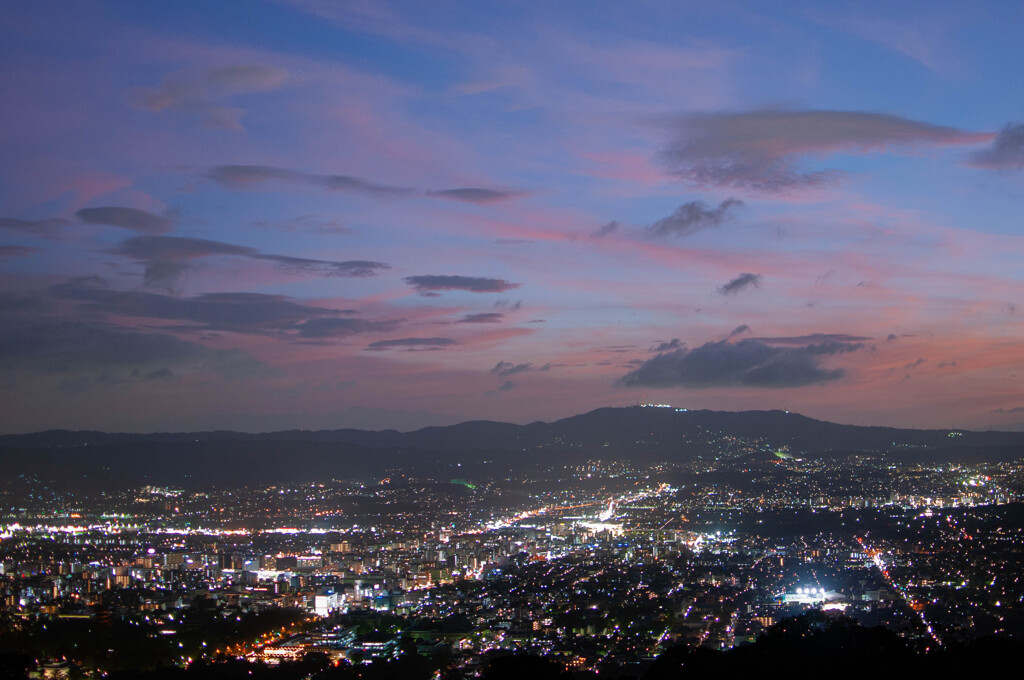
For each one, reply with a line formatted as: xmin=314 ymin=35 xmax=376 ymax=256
xmin=2 ymin=407 xmax=1023 ymax=489
xmin=3 ymin=406 xmax=1022 ymax=452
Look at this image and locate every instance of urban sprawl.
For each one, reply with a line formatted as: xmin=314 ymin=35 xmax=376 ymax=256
xmin=3 ymin=429 xmax=1024 ymax=677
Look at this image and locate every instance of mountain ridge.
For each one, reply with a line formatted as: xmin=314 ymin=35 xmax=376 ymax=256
xmin=3 ymin=407 xmax=1023 ymax=491
xmin=1 ymin=406 xmax=1018 ymax=452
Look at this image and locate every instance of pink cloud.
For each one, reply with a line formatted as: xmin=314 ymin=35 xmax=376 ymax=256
xmin=576 ymin=149 xmax=671 ymax=186
xmin=13 ymin=160 xmax=133 ymax=213
xmin=132 ymin=65 xmax=289 ymax=131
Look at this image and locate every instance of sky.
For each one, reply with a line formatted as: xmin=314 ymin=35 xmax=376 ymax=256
xmin=1 ymin=1 xmax=1023 ymax=434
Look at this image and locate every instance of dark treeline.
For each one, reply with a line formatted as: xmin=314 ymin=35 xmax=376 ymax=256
xmin=3 ymin=614 xmax=1023 ymax=679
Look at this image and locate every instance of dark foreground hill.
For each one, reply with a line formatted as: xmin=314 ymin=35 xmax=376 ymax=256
xmin=2 ymin=407 xmax=1023 ymax=489
xmin=3 ymin=613 xmax=1020 ymax=679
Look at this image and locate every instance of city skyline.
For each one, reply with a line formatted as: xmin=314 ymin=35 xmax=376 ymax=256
xmin=2 ymin=1 xmax=1024 ymax=433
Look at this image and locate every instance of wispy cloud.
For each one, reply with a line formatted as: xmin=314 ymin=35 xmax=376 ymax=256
xmin=646 ymin=199 xmax=744 ymax=238
xmin=458 ymin=312 xmax=505 ymax=323
xmin=752 ymin=333 xmax=871 ymax=345
xmin=76 ymin=207 xmax=173 ymax=234
xmin=491 ymin=361 xmax=534 ymax=377
xmin=207 ymin=165 xmax=525 ymax=203
xmin=660 ymin=109 xmax=990 ymax=193
xmin=650 ymin=339 xmax=682 ymax=352
xmin=967 ymin=122 xmax=1024 ymax=170
xmin=718 ymin=273 xmax=761 ymax=295
xmin=295 ymin=317 xmax=401 ymax=339
xmin=133 ymin=65 xmax=288 ymax=130
xmin=0 ymin=217 xmax=71 ymax=239
xmin=0 ymin=245 xmax=38 ymax=260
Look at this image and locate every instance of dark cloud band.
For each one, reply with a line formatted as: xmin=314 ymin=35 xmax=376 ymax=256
xmin=426 ymin=188 xmax=524 ymax=203
xmin=110 ymin=235 xmax=388 ymax=288
xmin=619 ymin=336 xmax=863 ymax=388
xmin=208 ymin=165 xmax=414 ymax=196
xmin=366 ymin=337 xmax=457 ymax=351
xmin=50 ymin=277 xmax=343 ymax=334
xmin=404 ymin=275 xmax=519 ymax=295
xmin=0 ymin=320 xmax=268 ymax=381
xmin=207 ymin=165 xmax=525 ymax=203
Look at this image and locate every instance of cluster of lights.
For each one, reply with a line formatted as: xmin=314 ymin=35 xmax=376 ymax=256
xmin=638 ymin=403 xmax=690 ymax=412
xmin=797 ymin=587 xmax=825 ymax=594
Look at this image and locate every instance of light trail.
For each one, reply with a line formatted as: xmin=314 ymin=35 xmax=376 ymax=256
xmin=857 ymin=536 xmax=942 ymax=647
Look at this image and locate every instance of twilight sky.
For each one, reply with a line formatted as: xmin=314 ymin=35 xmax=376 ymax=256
xmin=2 ymin=1 xmax=1023 ymax=433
